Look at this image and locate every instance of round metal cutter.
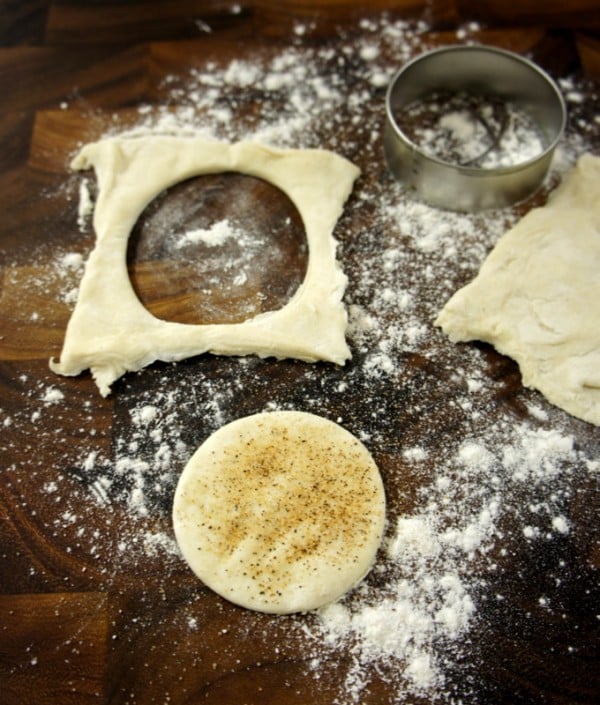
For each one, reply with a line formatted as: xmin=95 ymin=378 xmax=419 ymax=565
xmin=384 ymin=45 xmax=566 ymax=210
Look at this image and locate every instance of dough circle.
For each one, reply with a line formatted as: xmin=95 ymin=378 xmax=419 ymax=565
xmin=172 ymin=411 xmax=386 ymax=614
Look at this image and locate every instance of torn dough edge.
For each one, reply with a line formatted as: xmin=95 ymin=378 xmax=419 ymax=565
xmin=435 ymin=153 xmax=600 ymax=426
xmin=50 ymin=137 xmax=361 ymax=396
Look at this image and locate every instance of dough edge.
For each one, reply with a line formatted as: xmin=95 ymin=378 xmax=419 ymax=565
xmin=436 ymin=153 xmax=600 ymax=426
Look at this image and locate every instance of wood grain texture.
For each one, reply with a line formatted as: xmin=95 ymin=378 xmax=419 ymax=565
xmin=577 ymin=31 xmax=600 ymax=78
xmin=456 ymin=0 xmax=600 ymax=29
xmin=0 ymin=3 xmax=599 ymax=705
xmin=0 ymin=0 xmax=50 ymax=46
xmin=0 ymin=44 xmax=150 ymax=112
xmin=0 ymin=592 xmax=109 ymax=705
xmin=45 ymin=0 xmax=255 ymax=44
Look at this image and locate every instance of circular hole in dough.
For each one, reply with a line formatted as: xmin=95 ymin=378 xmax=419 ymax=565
xmin=172 ymin=410 xmax=386 ymax=614
xmin=127 ymin=173 xmax=308 ymax=325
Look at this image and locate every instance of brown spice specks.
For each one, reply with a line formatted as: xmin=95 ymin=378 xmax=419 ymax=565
xmin=173 ymin=411 xmax=386 ymax=612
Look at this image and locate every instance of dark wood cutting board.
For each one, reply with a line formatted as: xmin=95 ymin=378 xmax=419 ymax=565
xmin=1 ymin=3 xmax=599 ymax=705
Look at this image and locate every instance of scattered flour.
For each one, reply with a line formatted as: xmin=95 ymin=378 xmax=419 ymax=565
xmin=42 ymin=386 xmax=65 ymax=404
xmin=3 ymin=13 xmax=598 ymax=705
xmin=77 ymin=178 xmax=94 ymax=231
xmin=400 ymin=96 xmax=546 ymax=168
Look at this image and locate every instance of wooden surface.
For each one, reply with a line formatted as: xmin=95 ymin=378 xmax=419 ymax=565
xmin=1 ymin=2 xmax=599 ymax=705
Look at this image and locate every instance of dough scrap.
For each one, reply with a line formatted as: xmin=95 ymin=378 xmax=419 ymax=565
xmin=172 ymin=411 xmax=386 ymax=614
xmin=436 ymin=153 xmax=600 ymax=426
xmin=50 ymin=137 xmax=360 ymax=396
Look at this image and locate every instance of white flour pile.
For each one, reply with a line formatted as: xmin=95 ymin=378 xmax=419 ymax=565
xmin=2 ymin=14 xmax=599 ymax=705
xmin=174 ymin=219 xmax=241 ymax=248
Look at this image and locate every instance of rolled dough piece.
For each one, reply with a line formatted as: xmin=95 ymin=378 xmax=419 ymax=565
xmin=436 ymin=153 xmax=600 ymax=426
xmin=50 ymin=137 xmax=360 ymax=396
xmin=172 ymin=411 xmax=386 ymax=614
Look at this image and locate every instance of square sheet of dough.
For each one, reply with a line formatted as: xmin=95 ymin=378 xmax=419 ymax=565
xmin=436 ymin=153 xmax=600 ymax=426
xmin=50 ymin=138 xmax=360 ymax=396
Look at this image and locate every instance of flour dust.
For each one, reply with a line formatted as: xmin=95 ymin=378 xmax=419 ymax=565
xmin=2 ymin=13 xmax=599 ymax=705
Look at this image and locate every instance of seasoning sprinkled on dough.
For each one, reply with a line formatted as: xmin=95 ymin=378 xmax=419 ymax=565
xmin=172 ymin=410 xmax=386 ymax=613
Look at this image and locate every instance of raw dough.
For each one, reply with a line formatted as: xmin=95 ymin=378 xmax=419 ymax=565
xmin=50 ymin=137 xmax=360 ymax=396
xmin=436 ymin=153 xmax=600 ymax=426
xmin=172 ymin=411 xmax=386 ymax=614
